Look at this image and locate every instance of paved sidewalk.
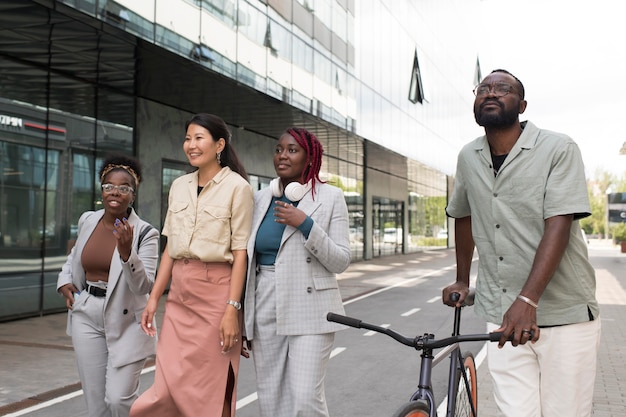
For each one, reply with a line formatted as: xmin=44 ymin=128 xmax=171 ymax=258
xmin=0 ymin=240 xmax=624 ymax=416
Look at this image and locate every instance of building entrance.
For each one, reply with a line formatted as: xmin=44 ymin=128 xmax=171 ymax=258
xmin=372 ymin=197 xmax=403 ymax=257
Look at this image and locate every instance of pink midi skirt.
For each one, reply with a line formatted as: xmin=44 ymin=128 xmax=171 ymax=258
xmin=131 ymin=259 xmax=242 ymax=417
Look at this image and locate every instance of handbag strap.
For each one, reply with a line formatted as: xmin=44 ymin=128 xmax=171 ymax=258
xmin=137 ymin=225 xmax=155 ymax=250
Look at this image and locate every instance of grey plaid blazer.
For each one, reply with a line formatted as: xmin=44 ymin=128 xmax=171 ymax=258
xmin=243 ymin=182 xmax=351 ymax=338
xmin=56 ymin=208 xmax=159 ymax=367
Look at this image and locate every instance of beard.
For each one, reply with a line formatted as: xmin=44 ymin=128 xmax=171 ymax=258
xmin=474 ymin=101 xmax=519 ymax=128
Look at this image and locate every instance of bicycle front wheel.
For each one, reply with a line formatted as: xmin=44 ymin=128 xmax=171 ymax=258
xmin=454 ymin=352 xmax=478 ymax=417
xmin=392 ymin=400 xmax=430 ymax=417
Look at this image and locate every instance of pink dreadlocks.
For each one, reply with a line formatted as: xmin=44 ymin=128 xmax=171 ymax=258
xmin=285 ymin=127 xmax=325 ymax=198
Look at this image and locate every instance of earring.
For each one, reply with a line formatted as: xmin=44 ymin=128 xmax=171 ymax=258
xmin=217 ymin=152 xmax=221 ymax=164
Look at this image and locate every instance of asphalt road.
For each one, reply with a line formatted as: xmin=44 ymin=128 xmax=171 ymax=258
xmin=9 ymin=248 xmax=486 ymax=417
xmin=4 ymin=241 xmax=625 ymax=417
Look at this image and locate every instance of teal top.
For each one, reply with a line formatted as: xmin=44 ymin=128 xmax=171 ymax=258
xmin=255 ymin=196 xmax=314 ymax=265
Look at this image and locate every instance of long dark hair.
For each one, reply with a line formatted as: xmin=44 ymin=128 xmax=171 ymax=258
xmin=185 ymin=113 xmax=249 ymax=181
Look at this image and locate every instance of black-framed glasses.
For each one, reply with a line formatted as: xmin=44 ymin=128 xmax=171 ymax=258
xmin=473 ymin=82 xmax=517 ymax=98
xmin=101 ymin=183 xmax=134 ymax=195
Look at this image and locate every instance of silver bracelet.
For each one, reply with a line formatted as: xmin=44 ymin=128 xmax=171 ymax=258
xmin=517 ymin=294 xmax=538 ymax=308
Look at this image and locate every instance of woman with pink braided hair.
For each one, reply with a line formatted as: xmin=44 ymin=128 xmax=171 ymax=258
xmin=243 ymin=127 xmax=351 ymax=417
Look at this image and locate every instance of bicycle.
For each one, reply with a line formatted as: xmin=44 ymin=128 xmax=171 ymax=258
xmin=327 ymin=290 xmax=516 ymax=417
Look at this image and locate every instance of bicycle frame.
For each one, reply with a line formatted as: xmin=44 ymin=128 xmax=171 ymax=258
xmin=327 ymin=292 xmax=500 ymax=417
xmin=401 ymin=304 xmax=477 ymax=417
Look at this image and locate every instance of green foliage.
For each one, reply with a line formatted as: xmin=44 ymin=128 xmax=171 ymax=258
xmin=585 ymin=169 xmax=626 ymax=238
xmin=422 ymin=195 xmax=446 ymax=236
xmin=612 ymin=223 xmax=626 ymax=242
xmin=580 ymin=186 xmax=606 ymax=236
xmin=414 ymin=237 xmax=447 ymax=246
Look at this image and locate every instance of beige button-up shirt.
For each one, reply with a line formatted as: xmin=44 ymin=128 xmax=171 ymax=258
xmin=163 ymin=167 xmax=253 ymax=263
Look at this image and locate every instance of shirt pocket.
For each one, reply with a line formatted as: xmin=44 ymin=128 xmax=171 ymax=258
xmin=312 ymin=275 xmax=339 ymax=291
xmin=505 ymin=177 xmax=544 ymax=219
xmin=167 ymin=201 xmax=190 ymax=233
xmin=198 ymin=205 xmax=231 ymax=245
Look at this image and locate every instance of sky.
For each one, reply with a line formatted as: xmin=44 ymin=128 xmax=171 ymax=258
xmin=476 ymin=0 xmax=626 ymax=179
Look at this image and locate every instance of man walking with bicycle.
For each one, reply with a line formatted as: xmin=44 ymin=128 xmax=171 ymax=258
xmin=443 ymin=69 xmax=600 ymax=417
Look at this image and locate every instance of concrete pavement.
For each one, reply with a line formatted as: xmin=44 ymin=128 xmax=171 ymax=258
xmin=1 ymin=240 xmax=624 ymax=416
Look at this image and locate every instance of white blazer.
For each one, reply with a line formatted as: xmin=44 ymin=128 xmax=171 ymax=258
xmin=56 ymin=208 xmax=159 ymax=367
xmin=243 ymin=182 xmax=351 ymax=338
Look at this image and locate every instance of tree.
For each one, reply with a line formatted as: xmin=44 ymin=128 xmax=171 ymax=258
xmin=584 ymin=168 xmax=626 ymax=239
xmin=580 ymin=186 xmax=605 ymax=236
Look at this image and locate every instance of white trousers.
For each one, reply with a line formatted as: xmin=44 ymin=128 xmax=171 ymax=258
xmin=71 ymin=293 xmax=145 ymax=417
xmin=252 ymin=266 xmax=334 ymax=417
xmin=487 ymin=318 xmax=601 ymax=417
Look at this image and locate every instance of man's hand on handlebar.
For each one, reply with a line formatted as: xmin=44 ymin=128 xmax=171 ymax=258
xmin=442 ymin=282 xmax=470 ymax=308
xmin=494 ymin=299 xmax=540 ymax=348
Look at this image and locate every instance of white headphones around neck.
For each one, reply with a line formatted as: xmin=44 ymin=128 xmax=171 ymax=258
xmin=269 ymin=178 xmax=312 ymax=202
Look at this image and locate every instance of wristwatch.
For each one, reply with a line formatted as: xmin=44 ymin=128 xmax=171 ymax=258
xmin=226 ymin=299 xmax=242 ymax=310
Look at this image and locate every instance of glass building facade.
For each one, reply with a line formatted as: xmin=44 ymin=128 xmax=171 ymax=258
xmin=0 ymin=0 xmax=480 ymax=321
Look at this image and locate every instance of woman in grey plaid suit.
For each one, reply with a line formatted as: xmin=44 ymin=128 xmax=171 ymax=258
xmin=243 ymin=127 xmax=351 ymax=417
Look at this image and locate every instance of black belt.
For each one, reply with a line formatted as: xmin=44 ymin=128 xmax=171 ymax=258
xmin=87 ymin=286 xmax=107 ymax=297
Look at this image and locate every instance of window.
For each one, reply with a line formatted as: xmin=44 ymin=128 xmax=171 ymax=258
xmin=199 ymin=0 xmax=236 ymax=27
xmin=335 ymin=68 xmax=343 ymax=95
xmin=267 ymin=19 xmax=292 ymax=60
xmin=161 ymin=161 xmax=191 ymax=252
xmin=238 ymin=1 xmax=266 ymax=45
xmin=408 ymin=49 xmax=425 ymax=104
xmin=191 ymin=44 xmax=215 ymax=62
xmin=292 ymin=36 xmax=313 ymax=72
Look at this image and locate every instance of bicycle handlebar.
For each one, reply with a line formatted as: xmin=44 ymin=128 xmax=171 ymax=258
xmin=327 ymin=288 xmax=534 ymax=350
xmin=450 ymin=290 xmax=475 ymax=306
xmin=326 ymin=312 xmax=517 ymax=350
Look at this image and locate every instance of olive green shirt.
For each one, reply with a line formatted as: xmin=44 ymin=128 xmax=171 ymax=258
xmin=447 ymin=121 xmax=599 ymax=326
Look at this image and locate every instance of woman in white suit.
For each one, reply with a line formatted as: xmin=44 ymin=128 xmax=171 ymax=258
xmin=243 ymin=127 xmax=351 ymax=417
xmin=57 ymin=155 xmax=159 ymax=417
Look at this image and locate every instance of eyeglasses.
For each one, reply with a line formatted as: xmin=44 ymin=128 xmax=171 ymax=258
xmin=101 ymin=183 xmax=134 ymax=195
xmin=473 ymin=82 xmax=517 ymax=98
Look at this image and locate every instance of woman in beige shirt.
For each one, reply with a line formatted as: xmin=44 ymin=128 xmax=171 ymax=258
xmin=131 ymin=113 xmax=253 ymax=417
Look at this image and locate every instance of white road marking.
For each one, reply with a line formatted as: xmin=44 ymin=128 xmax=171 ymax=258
xmin=401 ymin=308 xmax=421 ymax=316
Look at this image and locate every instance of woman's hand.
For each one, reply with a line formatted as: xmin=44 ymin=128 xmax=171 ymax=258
xmin=241 ymin=337 xmax=252 ymax=358
xmin=273 ymin=200 xmax=306 ymax=227
xmin=113 ymin=217 xmax=134 ymax=261
xmin=220 ymin=307 xmax=241 ymax=353
xmin=59 ymin=283 xmax=79 ymax=309
xmin=140 ymin=297 xmax=158 ymax=337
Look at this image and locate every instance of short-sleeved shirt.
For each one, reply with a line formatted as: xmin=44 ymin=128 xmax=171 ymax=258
xmin=163 ymin=166 xmax=253 ymax=263
xmin=446 ymin=121 xmax=599 ymax=326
